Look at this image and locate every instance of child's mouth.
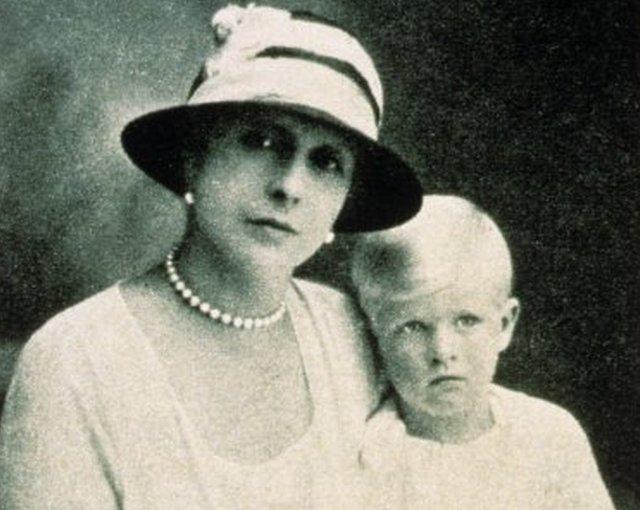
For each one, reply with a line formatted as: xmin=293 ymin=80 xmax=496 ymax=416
xmin=429 ymin=375 xmax=465 ymax=386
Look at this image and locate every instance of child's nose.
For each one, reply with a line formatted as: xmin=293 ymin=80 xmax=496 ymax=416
xmin=429 ymin=326 xmax=459 ymax=366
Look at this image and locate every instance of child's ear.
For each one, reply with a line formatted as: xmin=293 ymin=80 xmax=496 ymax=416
xmin=497 ymin=297 xmax=520 ymax=352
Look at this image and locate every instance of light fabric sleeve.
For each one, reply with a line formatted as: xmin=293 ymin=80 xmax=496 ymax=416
xmin=495 ymin=385 xmax=616 ymax=509
xmin=0 ymin=331 xmax=120 ymax=510
xmin=547 ymin=412 xmax=615 ymax=509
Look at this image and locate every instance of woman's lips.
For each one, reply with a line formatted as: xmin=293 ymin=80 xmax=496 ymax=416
xmin=247 ymin=218 xmax=298 ymax=234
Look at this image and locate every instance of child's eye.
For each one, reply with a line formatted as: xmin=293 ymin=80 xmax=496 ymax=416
xmin=309 ymin=146 xmax=344 ymax=175
xmin=395 ymin=320 xmax=430 ymax=336
xmin=455 ymin=314 xmax=481 ymax=329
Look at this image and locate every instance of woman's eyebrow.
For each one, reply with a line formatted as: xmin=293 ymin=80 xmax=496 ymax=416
xmin=245 ymin=118 xmax=291 ymax=139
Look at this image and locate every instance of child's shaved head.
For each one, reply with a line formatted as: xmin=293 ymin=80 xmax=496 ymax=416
xmin=352 ymin=195 xmax=514 ymax=315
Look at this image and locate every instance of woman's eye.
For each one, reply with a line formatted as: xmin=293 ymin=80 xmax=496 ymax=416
xmin=455 ymin=314 xmax=481 ymax=329
xmin=309 ymin=146 xmax=344 ymax=175
xmin=239 ymin=128 xmax=275 ymax=151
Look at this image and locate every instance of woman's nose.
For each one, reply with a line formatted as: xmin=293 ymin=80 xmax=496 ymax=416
xmin=429 ymin=327 xmax=459 ymax=366
xmin=266 ymin=157 xmax=308 ymax=209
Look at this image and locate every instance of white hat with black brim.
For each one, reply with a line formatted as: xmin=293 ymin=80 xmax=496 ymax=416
xmin=121 ymin=4 xmax=423 ymax=233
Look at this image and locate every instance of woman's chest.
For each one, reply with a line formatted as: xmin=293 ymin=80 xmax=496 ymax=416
xmin=107 ymin=331 xmax=342 ymax=509
xmin=155 ymin=329 xmax=315 ymax=463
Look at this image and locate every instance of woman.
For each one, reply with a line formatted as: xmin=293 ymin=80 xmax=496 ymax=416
xmin=0 ymin=4 xmax=422 ymax=509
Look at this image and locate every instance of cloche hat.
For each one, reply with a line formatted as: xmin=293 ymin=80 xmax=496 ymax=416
xmin=121 ymin=3 xmax=422 ymax=233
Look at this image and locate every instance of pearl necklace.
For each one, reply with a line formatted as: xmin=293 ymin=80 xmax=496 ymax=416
xmin=165 ymin=248 xmax=286 ymax=329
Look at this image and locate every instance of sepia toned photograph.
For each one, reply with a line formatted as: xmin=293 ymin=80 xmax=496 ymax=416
xmin=1 ymin=0 xmax=638 ymax=508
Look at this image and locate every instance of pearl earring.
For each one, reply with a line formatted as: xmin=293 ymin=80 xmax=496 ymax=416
xmin=184 ymin=192 xmax=194 ymax=205
xmin=324 ymin=232 xmax=335 ymax=244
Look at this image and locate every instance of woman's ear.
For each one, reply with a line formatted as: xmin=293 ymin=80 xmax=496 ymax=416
xmin=497 ymin=297 xmax=520 ymax=352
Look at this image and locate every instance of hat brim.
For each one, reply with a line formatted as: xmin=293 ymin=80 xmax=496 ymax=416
xmin=121 ymin=101 xmax=423 ymax=233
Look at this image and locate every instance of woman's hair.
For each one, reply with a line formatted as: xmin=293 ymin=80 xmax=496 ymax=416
xmin=178 ymin=111 xmax=240 ymax=185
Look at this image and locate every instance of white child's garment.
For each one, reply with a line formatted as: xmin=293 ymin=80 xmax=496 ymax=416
xmin=359 ymin=385 xmax=614 ymax=509
xmin=0 ymin=279 xmax=377 ymax=509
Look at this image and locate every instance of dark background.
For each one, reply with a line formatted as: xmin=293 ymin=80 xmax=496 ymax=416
xmin=1 ymin=0 xmax=639 ymax=507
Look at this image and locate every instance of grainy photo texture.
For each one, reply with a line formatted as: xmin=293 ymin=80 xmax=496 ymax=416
xmin=0 ymin=1 xmax=638 ymax=508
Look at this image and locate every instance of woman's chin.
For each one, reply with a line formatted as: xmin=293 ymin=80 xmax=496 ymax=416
xmin=227 ymin=242 xmax=304 ymax=273
xmin=192 ymin=226 xmax=324 ymax=273
xmin=236 ymin=236 xmax=323 ymax=271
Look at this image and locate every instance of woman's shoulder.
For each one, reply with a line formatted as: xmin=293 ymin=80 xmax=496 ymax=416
xmin=291 ymin=277 xmax=380 ymax=414
xmin=290 ymin=277 xmax=371 ymax=353
xmin=35 ymin=284 xmax=127 ymax=333
xmin=292 ymin=277 xmax=353 ymax=303
xmin=27 ymin=284 xmax=132 ymax=348
xmin=18 ymin=283 xmax=140 ymax=382
xmin=291 ymin=277 xmax=363 ymax=322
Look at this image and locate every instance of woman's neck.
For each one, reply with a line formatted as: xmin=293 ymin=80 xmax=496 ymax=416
xmin=172 ymin=232 xmax=293 ymax=317
xmin=399 ymin=398 xmax=494 ymax=445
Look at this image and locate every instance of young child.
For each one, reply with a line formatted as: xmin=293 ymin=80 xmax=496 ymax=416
xmin=351 ymin=195 xmax=614 ymax=509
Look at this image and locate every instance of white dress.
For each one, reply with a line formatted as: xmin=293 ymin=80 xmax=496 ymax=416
xmin=0 ymin=279 xmax=378 ymax=509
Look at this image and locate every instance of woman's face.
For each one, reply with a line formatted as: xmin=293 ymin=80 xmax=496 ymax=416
xmin=188 ymin=109 xmax=356 ymax=269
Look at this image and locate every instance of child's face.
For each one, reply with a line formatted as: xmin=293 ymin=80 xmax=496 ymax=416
xmin=370 ymin=280 xmax=518 ymax=418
